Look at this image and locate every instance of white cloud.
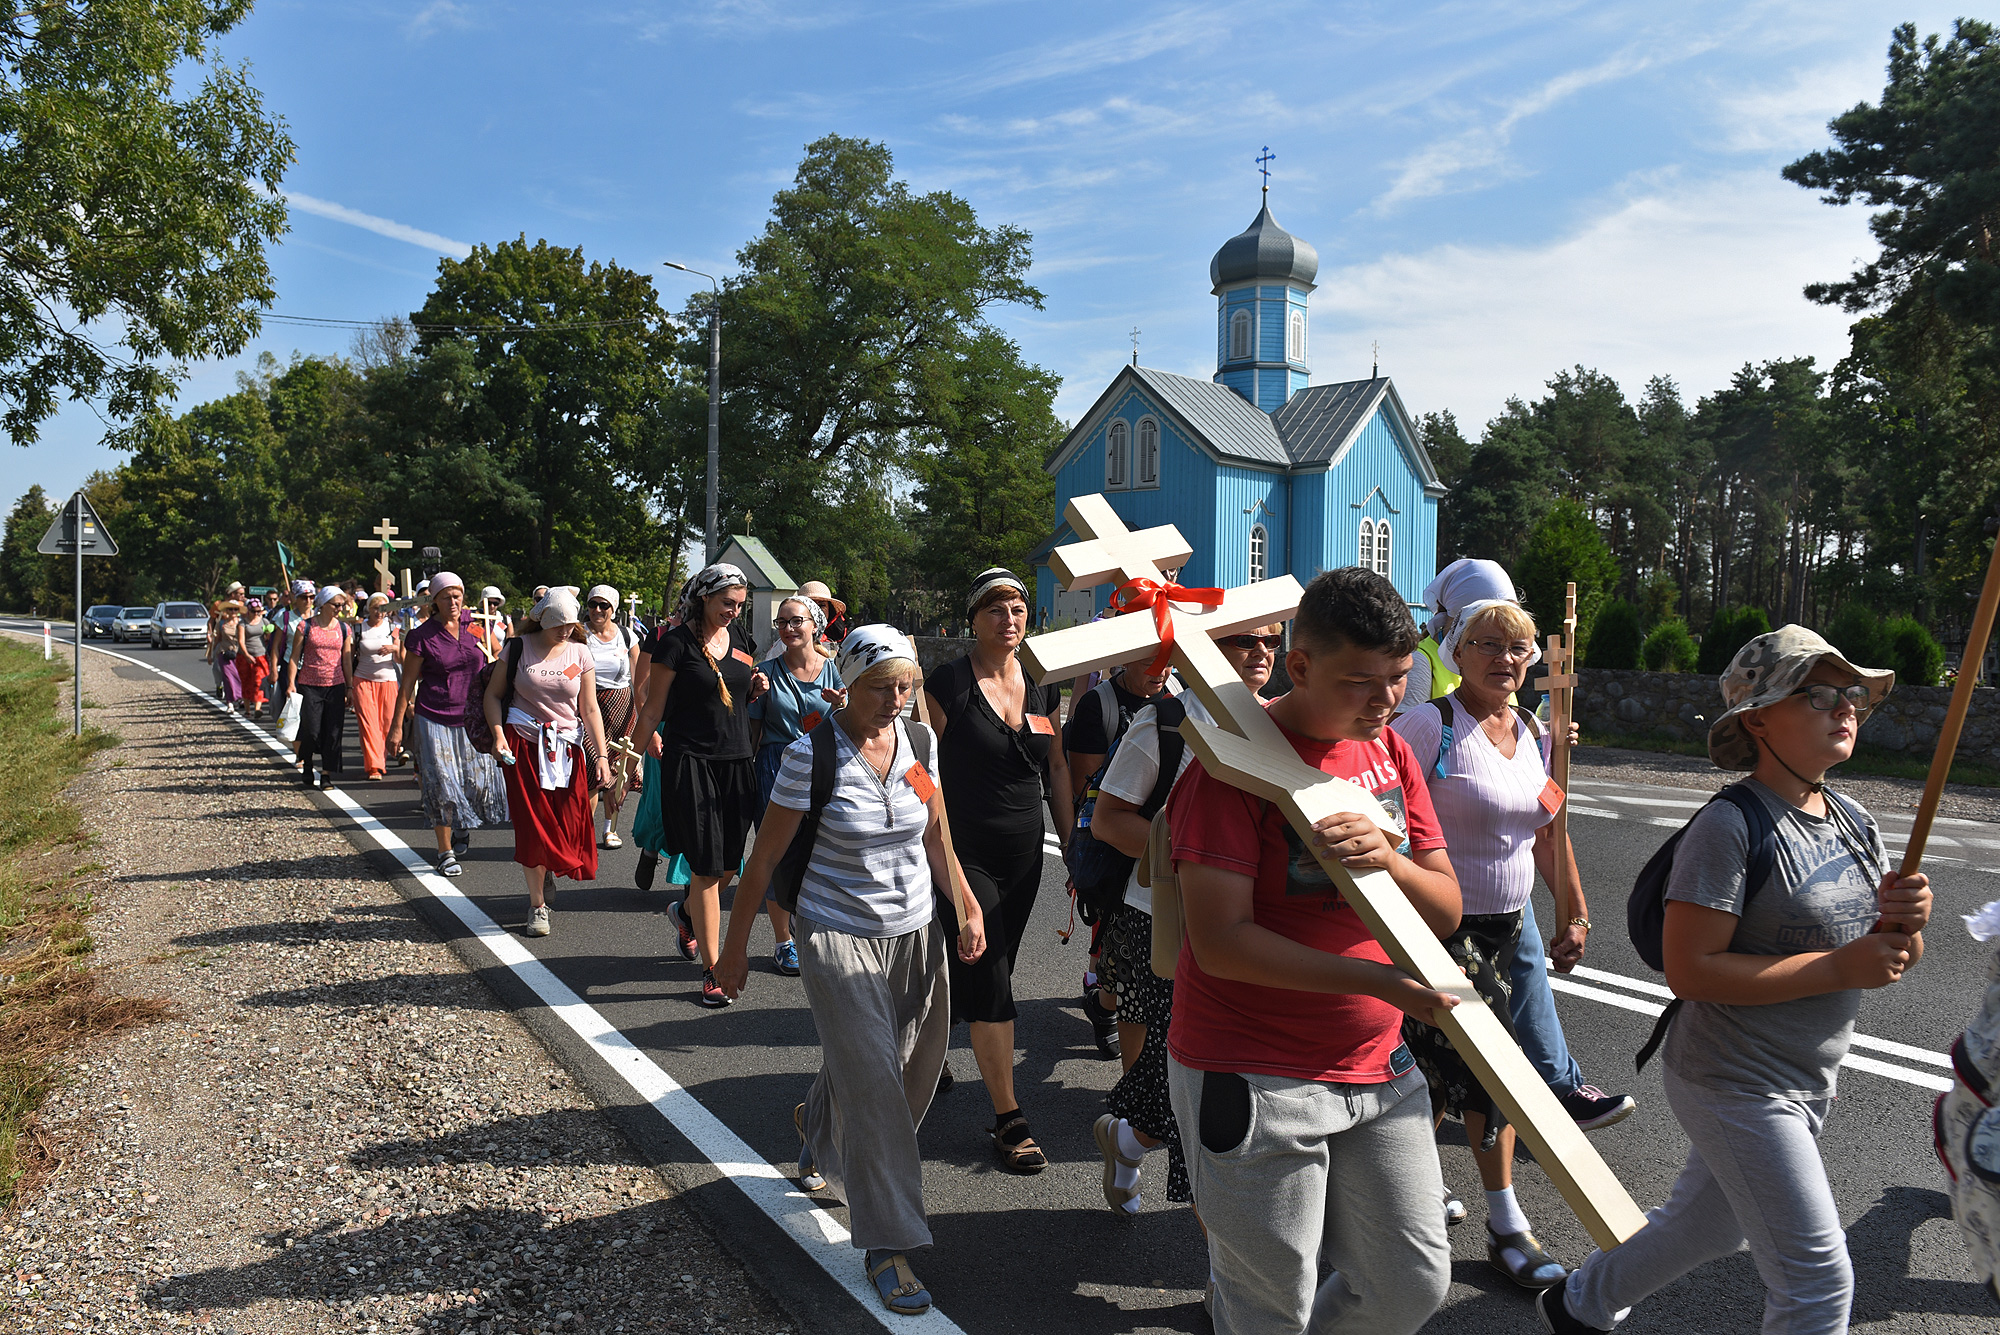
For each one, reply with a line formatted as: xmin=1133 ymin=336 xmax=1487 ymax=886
xmin=406 ymin=0 xmax=475 ymax=39
xmin=1710 ymin=56 xmax=1882 ymax=153
xmin=948 ymin=5 xmax=1228 ymax=97
xmin=279 ymin=190 xmax=475 ymax=259
xmin=1318 ymin=169 xmax=1870 ymax=428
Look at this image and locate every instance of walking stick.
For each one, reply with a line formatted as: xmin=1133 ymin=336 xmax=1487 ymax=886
xmin=1899 ymin=521 xmax=2000 ymax=876
xmin=912 ymin=686 xmax=971 ymax=932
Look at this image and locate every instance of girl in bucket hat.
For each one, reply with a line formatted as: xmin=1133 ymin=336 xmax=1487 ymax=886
xmin=1542 ymin=624 xmax=1934 ymax=1335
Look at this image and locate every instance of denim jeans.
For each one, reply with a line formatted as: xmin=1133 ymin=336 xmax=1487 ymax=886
xmin=1509 ymin=898 xmax=1584 ymax=1097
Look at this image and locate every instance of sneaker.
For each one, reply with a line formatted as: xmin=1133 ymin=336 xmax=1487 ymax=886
xmin=1082 ymin=987 xmax=1121 ymax=1061
xmin=603 ymin=829 xmax=623 ymax=849
xmin=437 ymin=851 xmax=463 ymax=878
xmin=668 ymin=898 xmax=698 ymax=962
xmin=794 ymin=1103 xmax=826 ymax=1191
xmin=1536 ymin=1282 xmax=1607 ymax=1333
xmin=635 ymin=849 xmax=658 ymax=892
xmin=525 ymin=905 xmax=551 ymax=938
xmin=699 ymin=970 xmax=731 ymax=1008
xmin=1562 ymin=1085 xmax=1637 ymax=1132
xmin=773 ymin=940 xmax=801 ymax=976
xmin=1444 ymin=1192 xmax=1468 ymax=1227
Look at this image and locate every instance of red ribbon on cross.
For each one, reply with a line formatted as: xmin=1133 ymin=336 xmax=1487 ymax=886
xmin=1111 ymin=577 xmax=1225 ymax=676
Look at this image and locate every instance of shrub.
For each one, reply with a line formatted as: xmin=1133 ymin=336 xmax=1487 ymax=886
xmin=1586 ymin=600 xmax=1643 ymax=669
xmin=1697 ymin=605 xmax=1772 ymax=675
xmin=1824 ymin=603 xmax=1887 ymax=669
xmin=1514 ymin=499 xmax=1621 ymax=658
xmin=1881 ymin=615 xmax=1945 ymax=687
xmin=1642 ymin=618 xmax=1699 ymax=672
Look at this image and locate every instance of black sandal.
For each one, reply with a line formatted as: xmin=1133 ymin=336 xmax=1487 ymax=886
xmin=989 ymin=1113 xmax=1047 ymax=1175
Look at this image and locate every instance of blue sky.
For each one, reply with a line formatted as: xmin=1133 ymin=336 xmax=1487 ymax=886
xmin=13 ymin=0 xmax=1972 ymax=504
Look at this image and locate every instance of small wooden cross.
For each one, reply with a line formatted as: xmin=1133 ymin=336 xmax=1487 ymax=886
xmin=356 ymin=518 xmax=414 ymax=594
xmin=1023 ymin=497 xmax=1646 ymax=1249
xmin=1543 ymin=582 xmax=1578 ymax=904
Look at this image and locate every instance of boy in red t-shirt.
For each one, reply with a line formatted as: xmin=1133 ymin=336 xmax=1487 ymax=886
xmin=1167 ymin=566 xmax=1463 ymax=1335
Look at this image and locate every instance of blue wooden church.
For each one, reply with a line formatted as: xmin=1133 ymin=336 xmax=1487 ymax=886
xmin=1036 ymin=196 xmax=1444 ymax=625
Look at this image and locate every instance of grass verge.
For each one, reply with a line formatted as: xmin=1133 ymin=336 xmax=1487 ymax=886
xmin=1581 ymin=729 xmax=2000 ymax=788
xmin=0 ymin=637 xmax=165 ymax=1210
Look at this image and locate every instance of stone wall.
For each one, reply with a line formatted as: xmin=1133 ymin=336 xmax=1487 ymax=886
xmin=1566 ymin=667 xmax=1998 ymax=767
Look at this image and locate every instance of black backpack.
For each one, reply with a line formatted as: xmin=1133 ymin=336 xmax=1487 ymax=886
xmin=1068 ymin=697 xmax=1186 ymax=923
xmin=769 ymin=716 xmax=937 ymax=915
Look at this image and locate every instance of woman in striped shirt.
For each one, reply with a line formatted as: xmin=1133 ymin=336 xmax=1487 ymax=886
xmin=714 ymin=626 xmax=986 ymax=1318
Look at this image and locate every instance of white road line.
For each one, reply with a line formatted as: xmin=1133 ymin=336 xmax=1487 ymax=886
xmin=18 ymin=631 xmax=969 ymax=1335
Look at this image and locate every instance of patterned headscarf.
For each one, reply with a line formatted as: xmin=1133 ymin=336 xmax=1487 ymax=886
xmin=966 ymin=566 xmax=1027 ymax=616
xmin=679 ymin=563 xmax=748 ymax=626
xmin=777 ymin=593 xmax=827 ymax=638
xmin=836 ymin=625 xmax=918 ymax=687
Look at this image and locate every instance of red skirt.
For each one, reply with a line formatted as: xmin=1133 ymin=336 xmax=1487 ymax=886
xmin=502 ymin=726 xmax=598 ymax=881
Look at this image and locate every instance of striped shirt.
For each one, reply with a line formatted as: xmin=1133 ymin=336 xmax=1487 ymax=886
xmin=770 ymin=719 xmax=934 ymax=938
xmin=1389 ymin=695 xmax=1552 ymax=916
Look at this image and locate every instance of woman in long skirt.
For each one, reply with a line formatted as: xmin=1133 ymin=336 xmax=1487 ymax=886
xmin=388 ymin=573 xmax=509 ymax=875
xmin=350 ymin=593 xmax=404 ymax=780
xmin=487 ymin=587 xmax=610 ymax=938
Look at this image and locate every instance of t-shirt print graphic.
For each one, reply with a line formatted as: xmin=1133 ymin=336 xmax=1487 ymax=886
xmin=1281 ymin=822 xmax=1343 ymax=905
xmin=1770 ymin=855 xmax=1880 ymax=952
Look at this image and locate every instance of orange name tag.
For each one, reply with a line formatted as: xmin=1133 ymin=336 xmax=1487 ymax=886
xmin=1539 ymin=778 xmax=1565 ymax=816
xmin=800 ymin=710 xmax=822 ymax=733
xmin=561 ymin=662 xmax=581 ymax=679
xmin=906 ymin=762 xmax=937 ymax=803
xmin=732 ymin=648 xmax=754 ymax=666
xmin=1027 ymin=714 xmax=1055 ymax=736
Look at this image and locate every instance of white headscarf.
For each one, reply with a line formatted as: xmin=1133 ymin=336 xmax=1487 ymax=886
xmin=835 ymin=625 xmax=918 ymax=687
xmin=585 ymin=584 xmax=619 ymax=612
xmin=531 ymin=585 xmax=582 ymax=627
xmin=1419 ymin=559 xmax=1541 ymax=673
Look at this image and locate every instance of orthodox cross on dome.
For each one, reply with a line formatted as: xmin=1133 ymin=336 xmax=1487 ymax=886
xmin=1022 ymin=493 xmax=1649 ymax=1252
xmin=1130 ymin=326 xmax=1141 ymax=366
xmin=1256 ymin=145 xmax=1276 ymax=199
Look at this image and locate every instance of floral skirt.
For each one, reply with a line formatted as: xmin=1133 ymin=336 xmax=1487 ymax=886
xmin=412 ymin=712 xmax=510 ymax=832
xmin=1402 ymin=908 xmax=1524 ymax=1149
xmin=1099 ymin=903 xmax=1188 ymax=1202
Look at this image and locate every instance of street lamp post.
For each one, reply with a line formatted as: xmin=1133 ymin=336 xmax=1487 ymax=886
xmin=664 ymin=261 xmax=722 ymax=566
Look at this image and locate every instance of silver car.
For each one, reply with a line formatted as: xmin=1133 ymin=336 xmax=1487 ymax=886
xmin=151 ymin=601 xmax=208 ymax=649
xmin=112 ymin=606 xmax=154 ymax=642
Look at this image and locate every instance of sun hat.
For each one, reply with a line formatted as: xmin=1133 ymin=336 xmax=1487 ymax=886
xmin=798 ymin=579 xmax=846 ymax=616
xmin=481 ymin=585 xmax=505 ymax=605
xmin=1707 ymin=624 xmax=1895 ymax=771
xmin=531 ymin=586 xmax=582 ymax=628
xmin=836 ymin=625 xmax=918 ymax=687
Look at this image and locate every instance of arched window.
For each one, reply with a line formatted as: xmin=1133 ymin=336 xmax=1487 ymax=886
xmin=1229 ymin=309 xmax=1253 ymax=361
xmin=1374 ymin=519 xmax=1392 ymax=577
xmin=1137 ymin=417 xmax=1159 ymax=485
xmin=1248 ymin=524 xmax=1268 ymax=584
xmin=1358 ymin=518 xmax=1376 ymax=572
xmin=1105 ymin=420 xmax=1128 ymax=488
xmin=1288 ymin=310 xmax=1305 ymax=363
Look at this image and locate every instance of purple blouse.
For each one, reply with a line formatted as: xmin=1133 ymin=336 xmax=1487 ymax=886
xmin=405 ymin=614 xmax=486 ymax=724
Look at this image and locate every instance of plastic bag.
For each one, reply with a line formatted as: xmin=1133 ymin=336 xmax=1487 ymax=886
xmin=1936 ymin=901 xmax=2000 ymax=1301
xmin=278 ymin=691 xmax=302 ymax=742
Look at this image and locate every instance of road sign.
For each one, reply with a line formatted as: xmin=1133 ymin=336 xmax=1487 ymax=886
xmin=37 ymin=490 xmax=118 ymax=556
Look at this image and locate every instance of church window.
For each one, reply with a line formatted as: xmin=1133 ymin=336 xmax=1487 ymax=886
xmin=1106 ymin=420 xmax=1128 ymax=489
xmin=1229 ymin=309 xmax=1253 ymax=361
xmin=1137 ymin=418 xmax=1159 ymax=486
xmin=1288 ymin=311 xmax=1305 ymax=363
xmin=1358 ymin=518 xmax=1376 ymax=573
xmin=1374 ymin=520 xmax=1392 ymax=577
xmin=1248 ymin=524 xmax=1268 ymax=584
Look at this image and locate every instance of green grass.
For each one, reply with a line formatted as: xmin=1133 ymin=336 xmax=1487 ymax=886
xmin=1581 ymin=729 xmax=2000 ymax=788
xmin=0 ymin=636 xmax=146 ymax=1209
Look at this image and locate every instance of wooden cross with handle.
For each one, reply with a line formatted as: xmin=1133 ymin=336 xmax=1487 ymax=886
xmin=356 ymin=518 xmax=413 ymax=594
xmin=1022 ymin=495 xmax=1647 ymax=1250
xmin=1543 ymin=582 xmax=1578 ymax=926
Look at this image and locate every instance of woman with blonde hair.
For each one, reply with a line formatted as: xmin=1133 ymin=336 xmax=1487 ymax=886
xmin=486 ymin=587 xmax=610 ymax=938
xmin=207 ymin=599 xmax=247 ymax=713
xmin=625 ymin=563 xmax=769 ymax=1008
xmin=352 ymin=592 xmax=404 ymax=780
xmin=715 ymin=625 xmax=985 ymax=1316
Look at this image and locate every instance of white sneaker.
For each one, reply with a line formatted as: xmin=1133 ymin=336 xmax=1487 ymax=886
xmin=526 ymin=905 xmax=551 ymax=937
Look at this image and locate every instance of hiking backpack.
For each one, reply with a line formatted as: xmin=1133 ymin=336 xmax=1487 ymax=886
xmin=1068 ymin=694 xmax=1187 ymax=924
xmin=463 ymin=637 xmax=525 ymax=756
xmin=770 ymin=717 xmax=937 ymax=916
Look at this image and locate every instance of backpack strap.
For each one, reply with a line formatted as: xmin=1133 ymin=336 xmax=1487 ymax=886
xmin=1635 ymin=782 xmax=1781 ymax=1071
xmin=1141 ymin=698 xmax=1188 ymax=820
xmin=1427 ymin=697 xmax=1453 ymax=780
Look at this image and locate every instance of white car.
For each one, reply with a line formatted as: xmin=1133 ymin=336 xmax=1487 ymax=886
xmin=150 ymin=601 xmax=208 ymax=649
xmin=112 ymin=607 xmax=153 ymax=642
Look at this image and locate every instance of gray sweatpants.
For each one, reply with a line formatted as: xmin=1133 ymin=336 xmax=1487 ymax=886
xmin=1565 ymin=1064 xmax=1850 ymax=1334
xmin=797 ymin=915 xmax=950 ymax=1254
xmin=1168 ymin=1056 xmax=1450 ymax=1335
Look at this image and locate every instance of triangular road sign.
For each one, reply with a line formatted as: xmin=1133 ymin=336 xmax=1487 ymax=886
xmin=37 ymin=490 xmax=119 ymax=556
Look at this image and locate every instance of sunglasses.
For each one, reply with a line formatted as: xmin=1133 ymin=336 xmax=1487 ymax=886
xmin=1786 ymin=683 xmax=1873 ymax=712
xmin=587 ymin=600 xmax=612 ymax=610
xmin=1220 ymin=634 xmax=1284 ymax=651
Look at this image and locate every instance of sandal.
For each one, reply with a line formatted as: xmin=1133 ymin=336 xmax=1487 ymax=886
xmin=1092 ymin=1114 xmax=1141 ymax=1215
xmin=864 ymin=1249 xmax=930 ymax=1315
xmin=793 ymin=1103 xmax=825 ymax=1191
xmin=1487 ymin=1225 xmax=1567 ymax=1290
xmin=988 ymin=1112 xmax=1047 ymax=1175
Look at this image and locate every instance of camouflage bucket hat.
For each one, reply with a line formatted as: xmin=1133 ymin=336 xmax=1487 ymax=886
xmin=1707 ymin=624 xmax=1895 ymax=771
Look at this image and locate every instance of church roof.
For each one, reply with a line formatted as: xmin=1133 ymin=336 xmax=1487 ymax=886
xmin=1272 ymin=378 xmax=1390 ymax=465
xmin=1130 ymin=366 xmax=1289 ymax=467
xmin=1210 ymin=203 xmax=1320 ymax=293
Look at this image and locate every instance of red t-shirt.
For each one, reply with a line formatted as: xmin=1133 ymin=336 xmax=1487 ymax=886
xmin=1166 ymin=719 xmax=1445 ymax=1084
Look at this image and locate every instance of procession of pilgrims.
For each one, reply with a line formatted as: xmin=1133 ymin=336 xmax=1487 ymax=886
xmin=192 ymin=194 xmax=1980 ymax=1333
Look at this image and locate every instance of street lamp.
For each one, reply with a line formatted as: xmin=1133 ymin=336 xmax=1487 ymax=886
xmin=663 ymin=261 xmax=722 ymax=566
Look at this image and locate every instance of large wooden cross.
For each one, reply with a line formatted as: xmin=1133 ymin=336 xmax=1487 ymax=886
xmin=1543 ymin=582 xmax=1578 ymax=916
xmin=356 ymin=518 xmax=414 ymax=594
xmin=1023 ymin=495 xmax=1646 ymax=1250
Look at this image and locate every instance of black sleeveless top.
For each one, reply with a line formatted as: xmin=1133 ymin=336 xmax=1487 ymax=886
xmin=924 ymin=654 xmax=1060 ymax=840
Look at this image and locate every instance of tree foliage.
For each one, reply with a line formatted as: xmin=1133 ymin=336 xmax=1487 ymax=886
xmin=1515 ymin=499 xmax=1619 ymax=655
xmin=1641 ymin=618 xmax=1698 ymax=672
xmin=0 ymin=1 xmax=293 ymax=443
xmin=1586 ymin=600 xmax=1644 ymax=670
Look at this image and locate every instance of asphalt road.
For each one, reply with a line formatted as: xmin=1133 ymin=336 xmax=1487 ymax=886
xmin=17 ymin=623 xmax=1996 ymax=1335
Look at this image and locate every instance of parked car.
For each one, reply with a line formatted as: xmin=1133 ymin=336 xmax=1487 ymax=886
xmin=112 ymin=607 xmax=154 ymax=643
xmin=84 ymin=604 xmax=121 ymax=638
xmin=151 ymin=601 xmax=209 ymax=649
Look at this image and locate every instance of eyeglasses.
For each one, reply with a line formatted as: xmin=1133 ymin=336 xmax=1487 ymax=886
xmin=1464 ymin=638 xmax=1536 ymax=662
xmin=1220 ymin=634 xmax=1284 ymax=651
xmin=1787 ymin=683 xmax=1873 ymax=712
xmin=774 ymin=617 xmax=811 ymax=630
xmin=587 ymin=601 xmax=612 ymax=610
